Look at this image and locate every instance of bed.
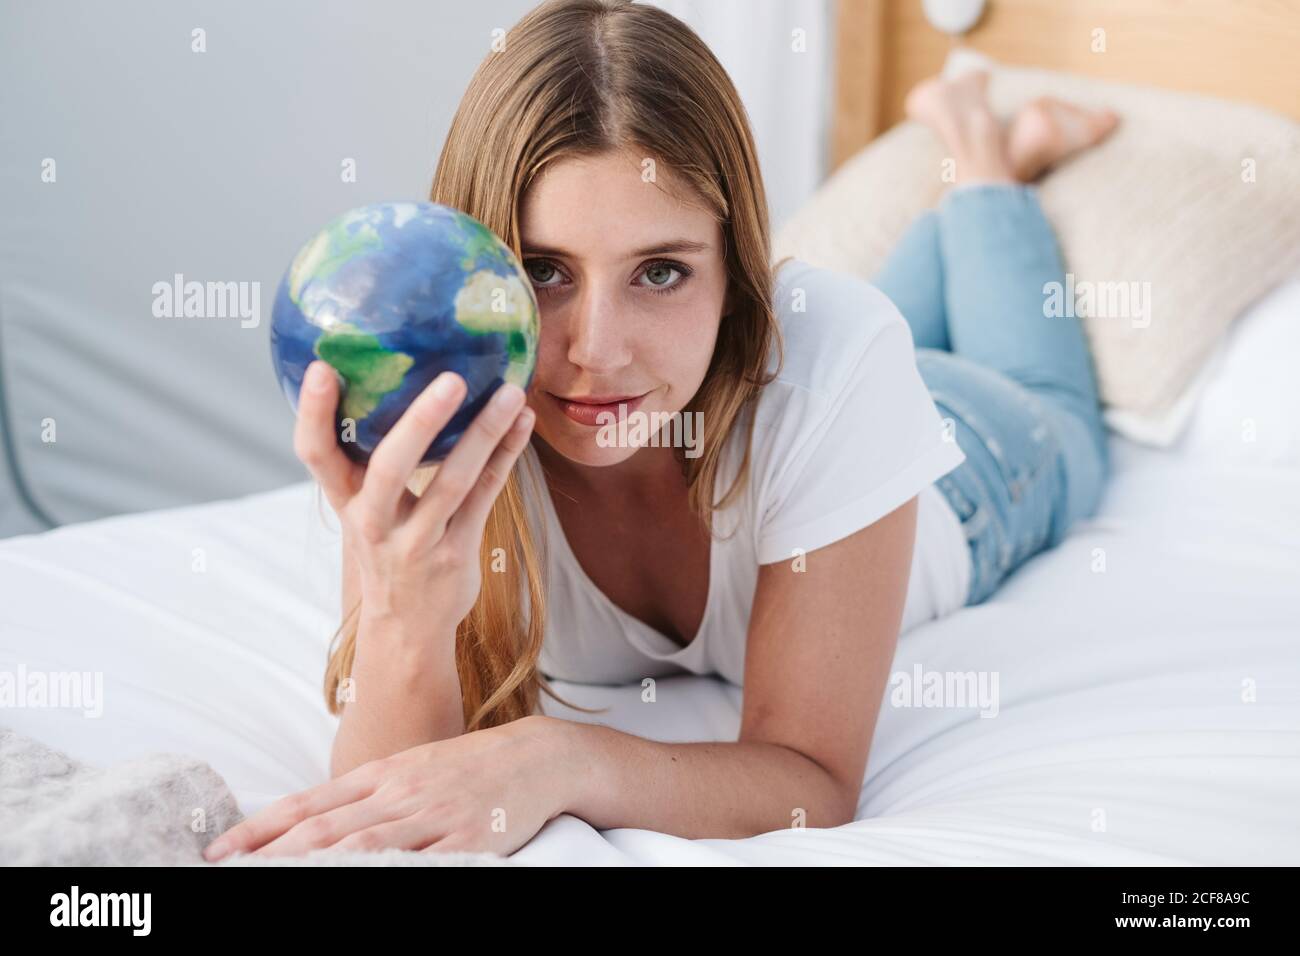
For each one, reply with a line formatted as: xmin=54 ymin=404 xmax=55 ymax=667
xmin=3 ymin=0 xmax=1299 ymax=866
xmin=2 ymin=412 xmax=1297 ymax=864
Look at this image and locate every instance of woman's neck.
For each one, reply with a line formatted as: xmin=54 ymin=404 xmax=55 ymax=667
xmin=530 ymin=434 xmax=686 ymax=503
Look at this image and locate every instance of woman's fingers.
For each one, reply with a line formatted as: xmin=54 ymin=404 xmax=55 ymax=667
xmin=252 ymin=793 xmax=416 ymax=858
xmin=442 ymin=405 xmax=535 ymax=551
xmin=202 ymin=770 xmax=376 ymax=861
xmin=359 ymin=370 xmax=466 ymax=521
xmin=326 ymin=811 xmax=445 ymax=854
xmin=410 ymin=382 xmax=527 ymax=539
xmin=294 ymin=361 xmax=365 ymax=511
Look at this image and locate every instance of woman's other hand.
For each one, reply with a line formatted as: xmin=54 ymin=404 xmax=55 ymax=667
xmin=202 ymin=715 xmax=570 ymax=860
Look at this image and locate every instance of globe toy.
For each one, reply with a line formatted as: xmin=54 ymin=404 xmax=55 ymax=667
xmin=269 ymin=201 xmax=539 ymax=465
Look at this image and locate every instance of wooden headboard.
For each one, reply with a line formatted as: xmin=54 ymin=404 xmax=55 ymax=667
xmin=831 ymin=0 xmax=1300 ymax=171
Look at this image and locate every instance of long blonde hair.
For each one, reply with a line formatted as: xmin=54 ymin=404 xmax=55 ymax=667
xmin=323 ymin=0 xmax=786 ymax=731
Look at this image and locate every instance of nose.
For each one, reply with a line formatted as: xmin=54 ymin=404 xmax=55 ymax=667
xmin=565 ymin=278 xmax=633 ymax=374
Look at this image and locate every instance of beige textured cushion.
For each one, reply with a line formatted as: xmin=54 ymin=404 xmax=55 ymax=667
xmin=774 ymin=52 xmax=1300 ymax=446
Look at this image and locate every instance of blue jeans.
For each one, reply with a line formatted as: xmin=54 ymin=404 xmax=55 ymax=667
xmin=873 ymin=183 xmax=1109 ymax=605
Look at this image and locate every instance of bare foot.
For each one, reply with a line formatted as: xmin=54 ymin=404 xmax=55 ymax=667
xmin=904 ymin=69 xmax=991 ymax=125
xmin=904 ymin=70 xmax=1017 ymax=184
xmin=1006 ymin=97 xmax=1120 ymax=182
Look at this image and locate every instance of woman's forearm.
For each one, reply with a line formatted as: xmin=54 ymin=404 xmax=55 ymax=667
xmin=330 ymin=613 xmax=464 ymax=778
xmin=547 ymin=716 xmax=855 ymax=839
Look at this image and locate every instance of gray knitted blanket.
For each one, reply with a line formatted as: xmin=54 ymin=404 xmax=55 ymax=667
xmin=0 ymin=726 xmax=512 ymax=866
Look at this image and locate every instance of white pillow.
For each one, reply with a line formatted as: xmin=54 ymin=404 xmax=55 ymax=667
xmin=1175 ymin=275 xmax=1300 ymax=468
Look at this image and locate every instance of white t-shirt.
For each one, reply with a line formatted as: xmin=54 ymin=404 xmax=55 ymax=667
xmin=521 ymin=258 xmax=971 ymax=687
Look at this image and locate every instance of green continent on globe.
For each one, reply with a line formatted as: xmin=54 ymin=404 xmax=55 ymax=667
xmin=312 ymin=322 xmax=415 ymax=422
xmin=453 ymin=269 xmax=540 ymax=387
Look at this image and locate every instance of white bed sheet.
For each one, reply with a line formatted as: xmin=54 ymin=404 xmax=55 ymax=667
xmin=1 ymin=438 xmax=1297 ymax=866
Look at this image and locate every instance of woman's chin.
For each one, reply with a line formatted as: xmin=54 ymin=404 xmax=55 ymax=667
xmin=531 ymin=420 xmax=645 ymax=467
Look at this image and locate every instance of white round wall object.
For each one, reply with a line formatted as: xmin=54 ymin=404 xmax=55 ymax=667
xmin=921 ymin=0 xmax=987 ymax=35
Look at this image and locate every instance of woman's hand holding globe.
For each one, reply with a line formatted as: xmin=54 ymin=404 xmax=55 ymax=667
xmin=269 ymin=200 xmax=542 ymax=648
xmin=293 ymin=358 xmax=534 ymax=638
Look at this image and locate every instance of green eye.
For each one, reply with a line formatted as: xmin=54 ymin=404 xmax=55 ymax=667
xmin=525 ymin=260 xmax=558 ymax=284
xmin=645 ymin=263 xmax=673 ymax=284
xmin=638 ymin=260 xmax=693 ymax=296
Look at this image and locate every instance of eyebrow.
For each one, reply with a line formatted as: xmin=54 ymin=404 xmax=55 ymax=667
xmin=520 ymin=238 xmax=711 ymax=258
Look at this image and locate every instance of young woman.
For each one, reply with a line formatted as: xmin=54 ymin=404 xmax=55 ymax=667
xmin=204 ymin=0 xmax=1115 ymax=861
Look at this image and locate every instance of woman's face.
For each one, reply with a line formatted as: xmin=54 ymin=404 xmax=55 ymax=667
xmin=518 ymin=148 xmax=730 ymax=469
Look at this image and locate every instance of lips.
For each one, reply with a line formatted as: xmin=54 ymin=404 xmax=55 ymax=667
xmin=548 ymin=390 xmax=650 ymax=427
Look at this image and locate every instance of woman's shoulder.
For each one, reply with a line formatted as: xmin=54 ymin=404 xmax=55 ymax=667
xmin=758 ymin=256 xmax=917 ymax=420
xmin=729 ymin=258 xmax=960 ymax=564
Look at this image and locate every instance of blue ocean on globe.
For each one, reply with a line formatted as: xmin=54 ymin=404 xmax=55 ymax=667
xmin=269 ymin=201 xmax=540 ymax=465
